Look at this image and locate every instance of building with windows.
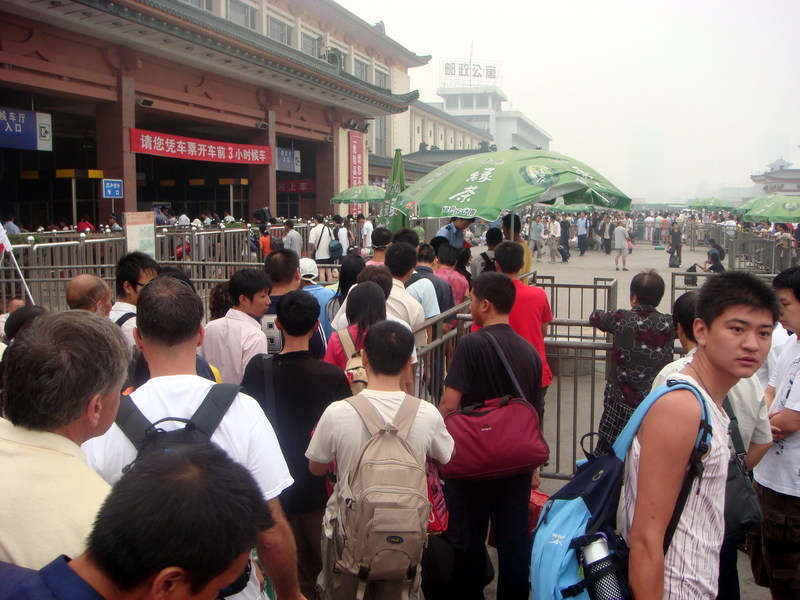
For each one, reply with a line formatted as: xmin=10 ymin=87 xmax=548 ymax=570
xmin=434 ymin=86 xmax=552 ymax=151
xmin=0 ymin=0 xmax=427 ymax=225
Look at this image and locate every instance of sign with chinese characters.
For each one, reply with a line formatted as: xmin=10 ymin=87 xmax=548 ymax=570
xmin=102 ymin=179 xmax=123 ymax=199
xmin=439 ymin=58 xmax=502 ymax=88
xmin=0 ymin=107 xmax=52 ymax=151
xmin=130 ymin=128 xmax=272 ymax=164
xmin=124 ymin=212 xmax=156 ymax=258
xmin=276 ymin=180 xmax=316 ymax=194
xmin=276 ymin=148 xmax=301 ymax=172
xmin=349 ymin=131 xmax=365 ymax=187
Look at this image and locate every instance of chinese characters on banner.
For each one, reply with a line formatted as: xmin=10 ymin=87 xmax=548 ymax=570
xmin=130 ymin=128 xmax=272 ymax=164
xmin=349 ymin=131 xmax=365 ymax=215
xmin=276 ymin=180 xmax=316 ymax=194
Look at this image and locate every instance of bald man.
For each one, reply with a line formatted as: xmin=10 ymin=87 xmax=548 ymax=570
xmin=66 ymin=275 xmax=112 ymax=317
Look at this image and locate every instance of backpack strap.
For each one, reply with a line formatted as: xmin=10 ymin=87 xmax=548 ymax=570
xmin=346 ymin=394 xmax=386 ymax=436
xmin=393 ymin=394 xmax=422 ymax=439
xmin=338 ymin=327 xmax=359 ymax=359
xmin=346 ymin=394 xmax=421 ymax=441
xmin=190 ymin=383 xmax=240 ymax=438
xmin=115 ymin=394 xmax=154 ymax=451
xmin=115 ymin=312 xmax=136 ymax=327
xmin=484 ymin=331 xmax=526 ymax=400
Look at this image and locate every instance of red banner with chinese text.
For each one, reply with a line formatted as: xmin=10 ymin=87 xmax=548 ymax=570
xmin=349 ymin=131 xmax=364 ymax=215
xmin=130 ymin=128 xmax=271 ymax=164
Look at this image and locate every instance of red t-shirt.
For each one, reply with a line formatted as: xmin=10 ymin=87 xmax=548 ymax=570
xmin=471 ymin=279 xmax=553 ymax=386
xmin=435 ymin=266 xmax=469 ymax=306
xmin=324 ymin=324 xmax=364 ymax=370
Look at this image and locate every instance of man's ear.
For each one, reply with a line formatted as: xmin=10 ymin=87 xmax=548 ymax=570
xmin=132 ymin=327 xmax=144 ymax=352
xmin=150 ymin=567 xmax=189 ymax=599
xmin=693 ymin=317 xmax=708 ymax=347
xmin=85 ymin=394 xmax=103 ymax=428
xmin=196 ymin=324 xmax=205 ymax=349
xmin=274 ymin=317 xmax=284 ymax=332
xmin=122 ymin=280 xmax=135 ymax=297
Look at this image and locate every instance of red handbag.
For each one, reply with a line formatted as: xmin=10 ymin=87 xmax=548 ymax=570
xmin=441 ymin=330 xmax=549 ymax=480
xmin=441 ymin=395 xmax=549 ymax=480
xmin=426 ymin=458 xmax=449 ymax=533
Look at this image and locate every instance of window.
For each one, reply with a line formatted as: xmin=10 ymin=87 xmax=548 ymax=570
xmin=445 ymin=96 xmax=458 ymax=109
xmin=374 ymin=117 xmax=387 ymax=156
xmin=375 ymin=70 xmax=389 ymax=89
xmin=228 ymin=0 xmax=256 ymax=29
xmin=301 ymin=33 xmax=319 ymax=57
xmin=183 ymin=0 xmax=212 ymax=9
xmin=268 ymin=16 xmax=292 ymax=45
xmin=461 ymin=95 xmax=474 ymax=108
xmin=354 ymin=59 xmax=369 ymax=82
xmin=476 ymin=94 xmax=489 ymax=108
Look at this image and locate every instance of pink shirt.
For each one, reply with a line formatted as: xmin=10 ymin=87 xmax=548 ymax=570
xmin=435 ymin=267 xmax=469 ymax=306
xmin=199 ymin=308 xmax=268 ymax=384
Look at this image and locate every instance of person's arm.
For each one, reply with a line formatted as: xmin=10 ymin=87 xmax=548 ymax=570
xmin=256 ymin=498 xmax=306 ymax=600
xmin=439 ymin=386 xmax=462 ymax=416
xmin=627 ymin=390 xmax=701 ymax=600
xmin=309 ymin=460 xmax=330 ymax=476
xmin=770 ymin=407 xmax=800 ymax=436
xmin=744 ymin=442 xmax=772 ymax=470
xmin=764 ymin=384 xmax=776 ymax=411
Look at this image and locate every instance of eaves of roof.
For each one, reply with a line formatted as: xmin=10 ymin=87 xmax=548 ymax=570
xmin=402 ymin=147 xmax=492 ymax=166
xmin=368 ymin=154 xmax=435 ymax=174
xmin=751 ymin=170 xmax=800 ymax=182
xmin=75 ymin=0 xmax=419 ymax=114
xmin=412 ymin=101 xmax=493 ymax=140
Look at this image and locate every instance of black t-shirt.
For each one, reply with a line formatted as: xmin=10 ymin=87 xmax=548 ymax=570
xmin=240 ymin=351 xmax=352 ymax=514
xmin=444 ymin=323 xmax=543 ymax=413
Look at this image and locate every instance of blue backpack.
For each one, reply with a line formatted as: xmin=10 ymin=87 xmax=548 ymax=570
xmin=530 ymin=380 xmax=713 ymax=600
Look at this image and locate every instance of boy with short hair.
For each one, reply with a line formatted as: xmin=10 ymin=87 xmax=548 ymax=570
xmin=622 ymin=271 xmax=778 ymax=599
xmin=307 ymin=320 xmax=453 ymax=600
xmin=199 ymin=268 xmax=271 ymax=384
xmin=748 ymin=266 xmax=800 ymax=599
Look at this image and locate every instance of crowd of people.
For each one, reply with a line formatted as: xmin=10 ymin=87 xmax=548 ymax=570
xmin=0 ymin=207 xmax=799 ymax=600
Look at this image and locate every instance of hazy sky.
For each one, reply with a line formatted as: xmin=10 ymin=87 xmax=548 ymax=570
xmin=337 ymin=0 xmax=800 ymax=204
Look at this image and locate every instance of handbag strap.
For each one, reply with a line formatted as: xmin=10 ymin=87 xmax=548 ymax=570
xmin=722 ymin=395 xmax=747 ymax=461
xmin=483 ymin=330 xmax=526 ymax=400
xmin=261 ymin=354 xmax=276 ymax=424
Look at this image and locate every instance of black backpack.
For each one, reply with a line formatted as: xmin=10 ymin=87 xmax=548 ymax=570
xmin=685 ymin=264 xmax=698 ymax=287
xmin=115 ymin=383 xmax=240 ymax=473
xmin=480 ymin=252 xmax=496 ymax=272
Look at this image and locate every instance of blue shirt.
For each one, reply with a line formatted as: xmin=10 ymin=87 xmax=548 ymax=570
xmin=435 ymin=223 xmax=464 ymax=248
xmin=3 ymin=221 xmax=20 ymax=235
xmin=0 ymin=556 xmax=103 ymax=600
xmin=576 ymin=217 xmax=589 ymax=236
xmin=302 ymin=284 xmax=336 ymax=339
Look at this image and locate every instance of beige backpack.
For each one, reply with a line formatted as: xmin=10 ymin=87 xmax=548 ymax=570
xmin=338 ymin=327 xmax=368 ymax=394
xmin=334 ymin=394 xmax=430 ymax=593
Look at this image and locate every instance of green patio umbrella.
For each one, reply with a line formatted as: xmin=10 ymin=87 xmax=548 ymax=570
xmin=392 ymin=148 xmax=631 ymax=221
xmin=553 ymin=202 xmax=596 ymax=213
xmin=745 ymin=196 xmax=800 ymax=223
xmin=687 ymin=197 xmax=735 ymax=210
xmin=733 ymin=194 xmax=795 ymax=216
xmin=379 ymin=148 xmax=408 ymax=231
xmin=330 ymin=184 xmax=386 ymax=204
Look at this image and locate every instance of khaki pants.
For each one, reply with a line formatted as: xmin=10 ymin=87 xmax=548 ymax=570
xmin=286 ymin=510 xmax=325 ymax=600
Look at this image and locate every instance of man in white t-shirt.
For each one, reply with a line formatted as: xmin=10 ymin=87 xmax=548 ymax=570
xmin=109 ymin=251 xmax=159 ymax=347
xmin=307 ymin=320 xmax=453 ymax=599
xmin=358 ymin=213 xmax=373 ymax=250
xmin=749 ymin=267 xmax=800 ymax=599
xmin=83 ymin=276 xmax=304 ymax=600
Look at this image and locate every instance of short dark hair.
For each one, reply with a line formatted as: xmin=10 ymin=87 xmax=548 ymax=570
xmin=392 ymin=227 xmax=419 ymax=248
xmin=502 ymin=213 xmax=522 ymax=232
xmin=697 ymin=271 xmax=779 ymax=327
xmin=265 ymin=249 xmax=299 ymax=285
xmin=229 ymin=269 xmax=272 ymax=306
xmin=364 ymin=320 xmax=414 ymax=376
xmin=773 ymin=266 xmax=800 ymax=303
xmin=314 ymin=213 xmax=324 ymax=223
xmin=357 ymin=265 xmax=393 ymax=299
xmin=87 ymin=444 xmax=273 ymax=593
xmin=385 ymin=243 xmax=417 ymax=278
xmin=276 ymin=290 xmax=319 ymax=337
xmin=494 ymin=241 xmax=524 ymax=274
xmin=345 ymin=281 xmax=387 ymax=343
xmin=332 ymin=215 xmax=343 ymax=225
xmin=630 ymin=269 xmax=665 ymax=306
xmin=437 ymin=244 xmax=458 ymax=267
xmin=115 ymin=252 xmax=159 ymax=297
xmin=485 ymin=227 xmax=503 ymax=247
xmin=137 ymin=276 xmax=204 ymax=346
xmin=356 ymin=213 xmax=365 ymax=221
xmin=284 ymin=219 xmax=295 ymax=229
xmin=473 ymin=272 xmax=516 ymax=314
xmin=672 ymin=291 xmax=698 ymax=344
xmin=2 ymin=312 xmax=130 ymax=430
xmin=417 ymin=243 xmax=436 ymax=264
xmin=429 ymin=236 xmax=449 ymax=254
xmin=371 ymin=227 xmax=392 ymax=249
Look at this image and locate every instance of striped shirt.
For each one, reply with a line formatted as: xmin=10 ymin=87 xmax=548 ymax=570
xmin=620 ymin=373 xmax=730 ymax=599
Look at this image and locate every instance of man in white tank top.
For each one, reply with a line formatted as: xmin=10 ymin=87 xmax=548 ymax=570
xmin=621 ymin=271 xmax=778 ymax=599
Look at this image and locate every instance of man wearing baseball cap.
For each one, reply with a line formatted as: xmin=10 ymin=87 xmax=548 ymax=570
xmin=299 ymin=258 xmax=335 ymax=339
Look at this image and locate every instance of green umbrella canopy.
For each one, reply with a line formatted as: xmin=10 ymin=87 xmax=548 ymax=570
xmin=392 ymin=148 xmax=631 ymax=221
xmin=745 ymin=196 xmax=800 ymax=223
xmin=330 ymin=185 xmax=386 ymax=204
xmin=380 ymin=148 xmax=408 ymax=231
xmin=733 ymin=194 xmax=796 ymax=216
xmin=687 ymin=197 xmax=735 ymax=210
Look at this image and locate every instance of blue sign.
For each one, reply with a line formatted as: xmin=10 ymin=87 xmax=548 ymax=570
xmin=276 ymin=147 xmax=301 ymax=173
xmin=0 ymin=107 xmax=52 ymax=151
xmin=102 ymin=179 xmax=124 ymax=199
